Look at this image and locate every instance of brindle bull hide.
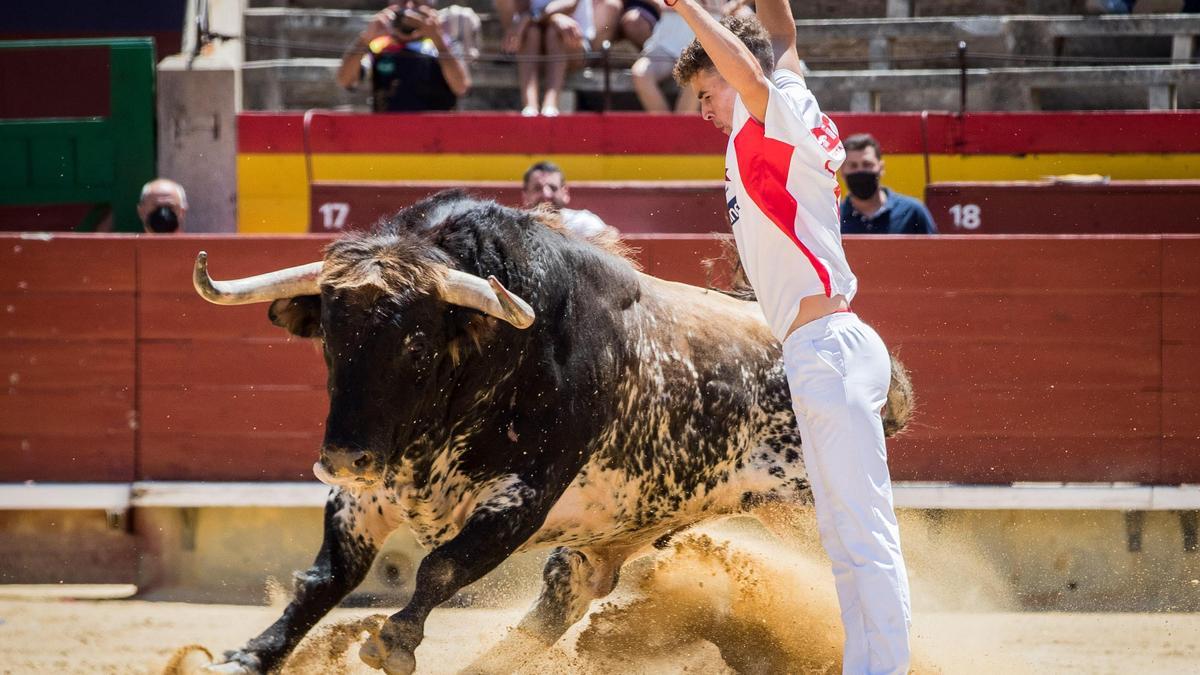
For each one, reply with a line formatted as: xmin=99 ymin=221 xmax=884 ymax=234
xmin=193 ymin=190 xmax=913 ymax=674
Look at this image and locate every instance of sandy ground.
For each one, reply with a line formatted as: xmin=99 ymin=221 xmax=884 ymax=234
xmin=3 ymin=521 xmax=1198 ymax=674
xmin=1 ymin=598 xmax=1198 ymax=674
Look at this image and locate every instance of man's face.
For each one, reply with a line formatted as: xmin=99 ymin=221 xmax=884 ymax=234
xmin=840 ymin=145 xmax=885 ymax=200
xmin=522 ymin=170 xmax=569 ymax=209
xmin=137 ymin=182 xmax=186 ymax=233
xmin=691 ymin=69 xmax=738 ymax=135
xmin=841 ymin=146 xmax=884 ymax=177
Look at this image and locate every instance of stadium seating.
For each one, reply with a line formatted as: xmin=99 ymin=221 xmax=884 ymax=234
xmin=240 ymin=0 xmax=1200 ymax=111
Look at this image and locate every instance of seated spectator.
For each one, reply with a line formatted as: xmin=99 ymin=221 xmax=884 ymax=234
xmin=593 ymin=0 xmax=659 ymax=53
xmin=522 ymin=161 xmax=618 ymax=239
xmin=497 ymin=0 xmax=595 ymax=116
xmin=630 ymin=0 xmax=727 ymax=113
xmin=839 ymin=134 xmax=937 ymax=235
xmin=1087 ymin=0 xmax=1198 ymax=12
xmin=137 ymin=179 xmax=187 ymax=233
xmin=337 ymin=1 xmax=473 ymax=112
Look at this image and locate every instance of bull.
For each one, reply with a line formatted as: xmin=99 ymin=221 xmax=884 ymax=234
xmin=193 ymin=191 xmax=912 ymax=674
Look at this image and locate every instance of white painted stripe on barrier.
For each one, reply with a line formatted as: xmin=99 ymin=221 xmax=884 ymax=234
xmin=130 ymin=481 xmax=330 ymax=508
xmin=2 ymin=482 xmax=1200 ymax=511
xmin=0 ymin=483 xmax=131 ymax=511
xmin=892 ymin=483 xmax=1200 ymax=510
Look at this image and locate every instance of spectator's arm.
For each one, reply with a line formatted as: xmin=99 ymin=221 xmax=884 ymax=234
xmin=339 ymin=9 xmax=394 ymax=89
xmin=541 ymin=0 xmax=580 ymax=18
xmin=673 ymin=0 xmax=770 ymax=122
xmin=337 ymin=35 xmax=369 ymax=89
xmin=419 ymin=7 xmax=471 ymax=96
xmin=435 ymin=39 xmax=472 ymax=96
xmin=754 ymin=0 xmax=804 ymax=76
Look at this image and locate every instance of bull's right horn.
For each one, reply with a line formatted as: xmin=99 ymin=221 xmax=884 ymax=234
xmin=441 ymin=269 xmax=536 ymax=329
xmin=193 ymin=251 xmax=323 ymax=305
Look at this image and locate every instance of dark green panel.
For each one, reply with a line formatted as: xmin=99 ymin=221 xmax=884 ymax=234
xmin=0 ymin=39 xmax=154 ymax=231
xmin=107 ymin=39 xmax=156 ymax=232
xmin=30 ymin=137 xmax=74 ymax=189
xmin=0 ymin=138 xmax=29 ymax=189
xmin=77 ymin=136 xmax=115 ymax=188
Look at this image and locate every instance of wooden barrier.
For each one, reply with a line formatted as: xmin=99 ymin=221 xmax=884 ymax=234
xmin=237 ymin=110 xmax=1200 ymax=234
xmin=308 ymin=181 xmax=727 ymax=235
xmin=2 ymin=233 xmax=1198 ymax=485
xmin=926 ymin=180 xmax=1200 ymax=234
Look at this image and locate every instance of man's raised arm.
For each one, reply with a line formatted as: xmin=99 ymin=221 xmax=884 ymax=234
xmin=670 ymin=0 xmax=771 ymax=121
xmin=754 ymin=0 xmax=804 ymax=76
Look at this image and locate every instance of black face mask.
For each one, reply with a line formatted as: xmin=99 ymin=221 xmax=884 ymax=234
xmin=844 ymin=171 xmax=881 ymax=200
xmin=147 ymin=206 xmax=180 ymax=233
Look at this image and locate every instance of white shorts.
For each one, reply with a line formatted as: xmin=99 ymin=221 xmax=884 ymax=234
xmin=783 ymin=312 xmax=912 ymax=675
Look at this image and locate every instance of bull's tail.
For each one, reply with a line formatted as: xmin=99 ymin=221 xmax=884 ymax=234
xmin=883 ymin=354 xmax=915 ymax=438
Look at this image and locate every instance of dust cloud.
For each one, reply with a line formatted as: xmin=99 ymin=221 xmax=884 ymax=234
xmin=166 ymin=510 xmax=1016 ymax=673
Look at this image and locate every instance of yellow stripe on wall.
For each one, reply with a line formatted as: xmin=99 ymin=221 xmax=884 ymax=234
xmin=238 ymin=152 xmax=1200 ymax=233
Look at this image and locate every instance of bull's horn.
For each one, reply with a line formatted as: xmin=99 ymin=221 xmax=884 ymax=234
xmin=441 ymin=269 xmax=535 ymax=329
xmin=193 ymin=251 xmax=323 ymax=305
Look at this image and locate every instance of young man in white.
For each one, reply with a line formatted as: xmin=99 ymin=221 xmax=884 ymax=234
xmin=669 ymin=1 xmax=912 ymax=672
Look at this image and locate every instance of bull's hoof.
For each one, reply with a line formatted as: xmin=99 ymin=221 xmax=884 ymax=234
xmin=201 ymin=662 xmax=258 ymax=675
xmin=202 ymin=650 xmax=262 ymax=675
xmin=382 ymin=649 xmax=416 ymax=675
xmin=358 ymin=634 xmax=415 ymax=675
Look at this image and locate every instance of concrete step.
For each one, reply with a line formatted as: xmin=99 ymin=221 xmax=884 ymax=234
xmin=244 ymin=0 xmax=1085 ymax=18
xmin=242 ymin=7 xmax=1197 ymax=72
xmin=242 ymin=56 xmax=1200 ymax=111
xmin=240 ymin=57 xmax=636 ymax=111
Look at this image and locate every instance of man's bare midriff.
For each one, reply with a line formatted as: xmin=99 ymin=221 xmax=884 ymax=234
xmin=786 ymin=292 xmax=851 ymax=339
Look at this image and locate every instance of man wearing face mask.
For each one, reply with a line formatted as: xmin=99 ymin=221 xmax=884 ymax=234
xmin=137 ymin=179 xmax=187 ymax=234
xmin=839 ymin=134 xmax=937 ymax=235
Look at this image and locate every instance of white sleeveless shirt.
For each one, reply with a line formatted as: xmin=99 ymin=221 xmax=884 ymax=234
xmin=724 ymin=69 xmax=857 ymax=341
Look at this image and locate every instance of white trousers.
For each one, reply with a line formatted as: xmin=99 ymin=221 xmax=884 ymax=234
xmin=783 ymin=312 xmax=912 ymax=675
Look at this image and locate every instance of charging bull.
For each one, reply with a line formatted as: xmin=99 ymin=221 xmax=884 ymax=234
xmin=194 ymin=191 xmax=912 ymax=674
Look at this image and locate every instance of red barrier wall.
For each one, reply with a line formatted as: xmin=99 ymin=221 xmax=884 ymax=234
xmin=2 ymin=233 xmax=1197 ymax=485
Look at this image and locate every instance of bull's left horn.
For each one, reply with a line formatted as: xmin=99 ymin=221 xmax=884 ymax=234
xmin=193 ymin=251 xmax=323 ymax=305
xmin=441 ymin=269 xmax=535 ymax=329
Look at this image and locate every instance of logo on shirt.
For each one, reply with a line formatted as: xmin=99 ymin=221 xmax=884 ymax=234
xmin=727 ymin=195 xmax=741 ymax=225
xmin=810 ymin=114 xmax=842 ymax=154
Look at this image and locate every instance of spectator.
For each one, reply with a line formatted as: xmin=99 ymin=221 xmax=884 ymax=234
xmin=631 ymin=0 xmax=723 ymax=113
xmin=839 ymin=134 xmax=937 ymax=235
xmin=521 ymin=161 xmax=618 ymax=239
xmin=594 ymin=0 xmax=659 ymax=53
xmin=337 ymin=1 xmax=473 ymax=112
xmin=497 ymin=0 xmax=595 ymax=116
xmin=137 ymin=179 xmax=187 ymax=234
xmin=1087 ymin=0 xmax=1199 ymax=12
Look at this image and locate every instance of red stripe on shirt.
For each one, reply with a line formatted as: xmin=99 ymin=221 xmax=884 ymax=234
xmin=733 ymin=118 xmax=832 ymax=297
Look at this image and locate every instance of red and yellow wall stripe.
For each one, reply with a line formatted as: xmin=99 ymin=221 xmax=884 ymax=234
xmin=237 ymin=111 xmax=1200 ymax=234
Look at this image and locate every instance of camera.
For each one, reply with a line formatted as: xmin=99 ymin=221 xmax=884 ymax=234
xmin=392 ymin=8 xmax=424 ymax=39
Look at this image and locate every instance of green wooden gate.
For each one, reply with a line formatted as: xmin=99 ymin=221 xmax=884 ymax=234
xmin=0 ymin=38 xmax=155 ymax=232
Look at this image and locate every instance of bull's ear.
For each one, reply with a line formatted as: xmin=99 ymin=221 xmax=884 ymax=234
xmin=268 ymin=296 xmax=323 ymax=338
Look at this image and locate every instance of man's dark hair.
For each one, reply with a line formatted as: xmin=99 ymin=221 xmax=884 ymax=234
xmin=523 ymin=161 xmax=564 ymax=190
xmin=843 ymin=133 xmax=883 ymax=159
xmin=673 ymin=16 xmax=775 ymax=87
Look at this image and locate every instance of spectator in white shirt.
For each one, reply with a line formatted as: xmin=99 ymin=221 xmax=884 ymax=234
xmin=521 ymin=160 xmax=618 ymax=240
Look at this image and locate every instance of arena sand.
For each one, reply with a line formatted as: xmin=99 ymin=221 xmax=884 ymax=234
xmin=1 ymin=513 xmax=1198 ymax=674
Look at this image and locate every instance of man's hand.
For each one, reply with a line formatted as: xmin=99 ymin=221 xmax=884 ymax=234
xmin=547 ymin=13 xmax=583 ymax=50
xmin=362 ymin=6 xmax=397 ymax=43
xmin=412 ymin=6 xmax=447 ymax=43
xmin=503 ymin=15 xmax=531 ymax=54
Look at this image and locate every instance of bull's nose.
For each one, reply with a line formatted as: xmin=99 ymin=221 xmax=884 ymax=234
xmin=319 ymin=447 xmax=376 ymax=480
